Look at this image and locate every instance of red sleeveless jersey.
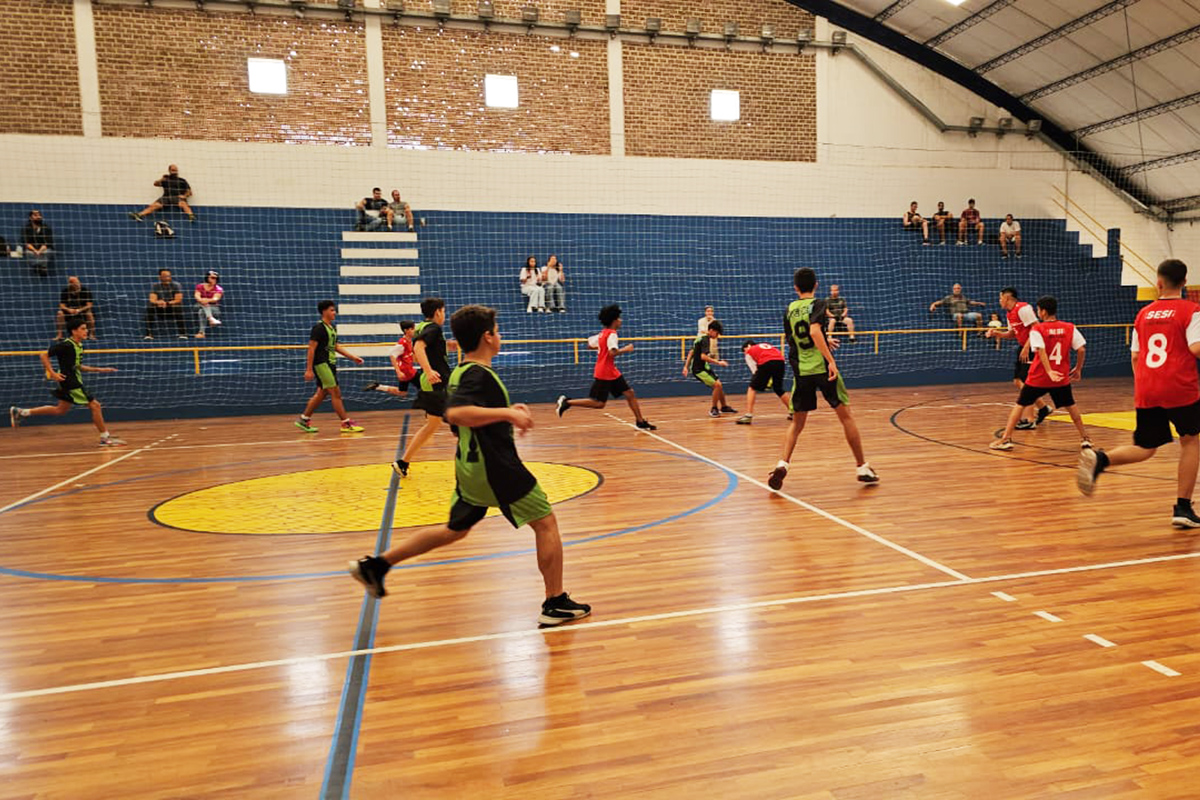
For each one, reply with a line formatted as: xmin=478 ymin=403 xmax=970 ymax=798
xmin=1133 ymin=298 xmax=1200 ymax=409
xmin=1006 ymin=301 xmax=1034 ymax=346
xmin=745 ymin=343 xmax=784 ymax=365
xmin=1026 ymin=321 xmax=1077 ymax=388
xmin=594 ymin=328 xmax=622 ymax=380
xmin=392 ymin=337 xmax=416 ymax=381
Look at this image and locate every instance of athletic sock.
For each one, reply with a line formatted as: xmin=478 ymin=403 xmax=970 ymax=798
xmin=300 ymin=414 xmax=311 ymax=421
xmin=18 ymin=408 xmax=30 ymax=417
xmin=1178 ymin=497 xmax=1192 ymax=509
xmin=776 ymin=460 xmax=789 ymax=469
xmin=1095 ymin=450 xmax=1110 ymax=473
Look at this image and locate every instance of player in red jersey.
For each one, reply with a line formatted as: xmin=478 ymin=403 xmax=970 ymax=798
xmin=1077 ymin=259 xmax=1200 ymax=527
xmin=364 ymin=320 xmax=419 ymax=398
xmin=555 ymin=304 xmax=656 ymax=430
xmin=736 ymin=339 xmax=792 ymax=425
xmin=986 ymin=286 xmax=1050 ymax=429
xmin=990 ymin=296 xmax=1091 ymax=451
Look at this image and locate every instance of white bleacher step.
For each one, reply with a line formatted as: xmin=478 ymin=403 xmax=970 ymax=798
xmin=338 ymin=284 xmax=421 ymax=296
xmin=340 ymin=265 xmax=420 ymax=277
xmin=341 ymin=247 xmax=419 ymax=260
xmin=340 ymin=346 xmax=398 ymax=358
xmin=337 ymin=323 xmax=412 ymax=336
xmin=342 ymin=231 xmax=418 ymax=242
xmin=338 ymin=303 xmax=423 ymax=316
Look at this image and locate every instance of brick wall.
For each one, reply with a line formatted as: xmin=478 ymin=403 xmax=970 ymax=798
xmin=621 ymin=0 xmax=815 ymax=39
xmin=93 ymin=7 xmax=370 ymax=145
xmin=0 ymin=0 xmax=82 ymax=135
xmin=383 ymin=27 xmax=609 ymax=154
xmin=623 ymin=45 xmax=816 ymax=162
xmin=400 ymin=0 xmax=607 ymax=27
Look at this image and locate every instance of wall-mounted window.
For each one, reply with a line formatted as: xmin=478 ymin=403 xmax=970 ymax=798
xmin=710 ymin=89 xmax=740 ymax=122
xmin=485 ymin=74 xmax=519 ymax=109
xmin=248 ymin=58 xmax=287 ymax=95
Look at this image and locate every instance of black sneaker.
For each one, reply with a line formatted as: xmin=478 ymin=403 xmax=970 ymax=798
xmin=392 ymin=459 xmax=409 ymax=477
xmin=1036 ymin=405 xmax=1052 ymax=425
xmin=348 ymin=556 xmax=390 ymax=598
xmin=1172 ymin=503 xmax=1200 ymax=529
xmin=636 ymin=419 xmax=657 ymax=431
xmin=555 ymin=395 xmax=569 ymax=418
xmin=768 ymin=464 xmax=788 ymax=490
xmin=1077 ymin=448 xmax=1101 ymax=496
xmin=720 ymin=406 xmax=738 ymax=414
xmin=709 ymin=407 xmax=720 ymax=418
xmin=1015 ymin=419 xmax=1035 ymax=430
xmin=363 ymin=382 xmax=380 ymax=392
xmin=538 ymin=592 xmax=591 ymax=627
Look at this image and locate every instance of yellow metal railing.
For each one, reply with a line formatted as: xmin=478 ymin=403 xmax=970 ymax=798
xmin=0 ymin=324 xmax=1135 ymax=375
xmin=1051 ymin=186 xmax=1158 ymax=286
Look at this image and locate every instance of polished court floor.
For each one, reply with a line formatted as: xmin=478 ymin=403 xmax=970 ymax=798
xmin=3 ymin=377 xmax=1200 ymax=799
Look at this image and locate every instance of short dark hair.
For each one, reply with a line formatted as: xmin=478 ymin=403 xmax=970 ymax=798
xmin=159 ymin=268 xmax=171 ymax=276
xmin=372 ymin=187 xmax=381 ymax=192
xmin=598 ymin=304 xmax=622 ymax=327
xmin=400 ymin=320 xmax=415 ymax=331
xmin=318 ymin=299 xmax=336 ymax=314
xmin=67 ymin=318 xmax=88 ymax=333
xmin=450 ymin=305 xmax=497 ymax=353
xmin=420 ymin=297 xmax=445 ymax=318
xmin=742 ymin=339 xmax=756 ymax=351
xmin=708 ymin=320 xmax=723 ymax=335
xmin=1036 ymin=295 xmax=1058 ymax=316
xmin=795 ymin=267 xmax=817 ymax=293
xmin=968 ymin=198 xmax=976 ymax=204
xmin=1158 ymin=258 xmax=1188 ymax=288
xmin=1000 ymin=286 xmax=1019 ymax=300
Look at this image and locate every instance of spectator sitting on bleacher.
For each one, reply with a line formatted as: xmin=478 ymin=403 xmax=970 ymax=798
xmin=987 ymin=312 xmax=1004 ymax=348
xmin=389 ymin=189 xmax=415 ymax=233
xmin=1000 ymin=214 xmax=1023 ymax=259
xmin=931 ymin=201 xmax=954 ymax=245
xmin=902 ymin=201 xmax=930 ymax=246
xmin=929 ymin=284 xmax=986 ymax=330
xmin=129 ymin=165 xmax=195 ymax=223
xmin=520 ymin=257 xmax=546 ymax=312
xmin=825 ymin=284 xmax=857 ymax=343
xmin=542 ymin=254 xmax=566 ymax=313
xmin=22 ymin=210 xmax=54 ymax=277
xmin=144 ymin=268 xmax=189 ymax=340
xmin=356 ymin=188 xmax=392 ymax=231
xmin=957 ymin=198 xmax=984 ymax=245
xmin=56 ymin=276 xmax=96 ymax=340
xmin=194 ymin=270 xmax=224 ymax=338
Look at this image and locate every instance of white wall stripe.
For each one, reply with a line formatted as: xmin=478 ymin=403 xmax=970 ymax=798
xmin=341 ymin=248 xmax=419 ymax=260
xmin=340 ymin=265 xmax=421 ymax=277
xmin=336 ymin=323 xmax=407 ymax=336
xmin=337 ymin=284 xmax=421 ymax=296
xmin=342 ymin=231 xmax=418 ymax=242
xmin=337 ymin=303 xmax=423 ymax=316
xmin=72 ymin=0 xmax=102 ymax=138
xmin=362 ymin=0 xmax=388 ymax=148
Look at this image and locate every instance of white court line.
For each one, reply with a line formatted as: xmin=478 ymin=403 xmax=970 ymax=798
xmin=1084 ymin=634 xmax=1117 ymax=648
xmin=991 ymin=591 xmax=1017 ymax=602
xmin=602 ymin=413 xmax=973 ymax=581
xmin=1142 ymin=660 xmax=1181 ymax=677
xmin=0 ymin=435 xmax=390 ymax=459
xmin=0 ymin=434 xmax=176 ymax=515
xmin=1034 ymin=610 xmax=1063 ymax=623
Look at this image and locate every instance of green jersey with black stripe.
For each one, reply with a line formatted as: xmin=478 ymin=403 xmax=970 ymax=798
xmin=310 ymin=322 xmax=337 ymax=365
xmin=49 ymin=338 xmax=84 ymax=390
xmin=785 ymin=297 xmax=829 ymax=376
xmin=447 ymin=361 xmax=537 ymax=507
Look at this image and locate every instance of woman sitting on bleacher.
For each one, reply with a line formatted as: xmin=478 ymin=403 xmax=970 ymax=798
xmin=194 ymin=270 xmax=223 ymax=338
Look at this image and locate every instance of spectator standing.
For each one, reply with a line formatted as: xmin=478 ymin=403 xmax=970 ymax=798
xmin=931 ymin=201 xmax=955 ymax=245
xmin=144 ymin=268 xmax=189 ymax=339
xmin=1000 ymin=214 xmax=1023 ymax=259
xmin=542 ymin=255 xmax=566 ymax=313
xmin=520 ymin=256 xmax=546 ymax=313
xmin=697 ymin=306 xmax=715 ymax=335
xmin=929 ymin=283 xmax=986 ymax=330
xmin=987 ymin=312 xmax=1004 ymax=349
xmin=825 ymin=284 xmax=856 ymax=343
xmin=56 ymin=276 xmax=95 ymax=340
xmin=22 ymin=210 xmax=54 ymax=276
xmin=957 ymin=198 xmax=984 ymax=245
xmin=194 ymin=270 xmax=224 ymax=338
xmin=355 ymin=188 xmax=392 ymax=231
xmin=129 ymin=165 xmax=195 ymax=223
xmin=390 ymin=189 xmax=415 ymax=232
xmin=902 ymin=201 xmax=931 ymax=245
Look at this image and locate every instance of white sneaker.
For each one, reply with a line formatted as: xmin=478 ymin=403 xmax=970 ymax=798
xmin=1080 ymin=439 xmax=1093 ymax=450
xmin=989 ymin=439 xmax=1014 ymax=451
xmin=99 ymin=435 xmax=126 ymax=447
xmin=212 ymin=318 xmax=221 ymax=326
xmin=856 ymin=463 xmax=880 ymax=483
xmin=1077 ymin=449 xmax=1099 ymax=496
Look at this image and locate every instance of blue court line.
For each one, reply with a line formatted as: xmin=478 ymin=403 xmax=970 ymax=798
xmin=0 ymin=446 xmax=737 ymax=585
xmin=320 ymin=415 xmax=408 ymax=800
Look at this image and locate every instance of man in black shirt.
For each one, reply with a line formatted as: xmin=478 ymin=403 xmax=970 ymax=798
xmin=129 ymin=164 xmax=196 ymax=223
xmin=393 ymin=297 xmax=459 ymax=477
xmin=56 ymin=275 xmax=96 ymax=340
xmin=355 ymin=187 xmax=393 ymax=231
xmin=22 ymin=210 xmax=54 ymax=276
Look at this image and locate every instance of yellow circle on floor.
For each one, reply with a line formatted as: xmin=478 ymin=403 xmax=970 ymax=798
xmin=150 ymin=461 xmax=601 ymax=535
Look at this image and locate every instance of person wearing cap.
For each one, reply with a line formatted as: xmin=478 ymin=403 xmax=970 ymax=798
xmin=194 ymin=270 xmax=224 ymax=338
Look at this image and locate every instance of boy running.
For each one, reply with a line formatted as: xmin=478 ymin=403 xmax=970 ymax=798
xmin=684 ymin=321 xmax=737 ymax=418
xmin=990 ymin=295 xmax=1091 ymax=451
xmin=768 ymin=268 xmax=878 ymax=489
xmin=296 ymin=300 xmax=365 ymax=433
xmin=10 ymin=319 xmax=125 ymax=446
xmin=555 ymin=304 xmax=656 ymax=430
xmin=986 ymin=287 xmax=1050 ymax=429
xmin=364 ymin=320 xmax=418 ymax=398
xmin=736 ymin=339 xmax=792 ymax=424
xmin=394 ymin=298 xmax=458 ymax=477
xmin=1078 ymin=259 xmax=1200 ymax=528
xmin=349 ymin=304 xmax=592 ymax=627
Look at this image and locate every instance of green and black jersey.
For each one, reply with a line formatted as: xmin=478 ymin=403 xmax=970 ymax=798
xmin=690 ymin=334 xmax=714 ymax=376
xmin=48 ymin=338 xmax=84 ymax=390
xmin=310 ymin=322 xmax=337 ymax=365
xmin=447 ymin=362 xmax=537 ymax=507
xmin=415 ymin=320 xmax=451 ymax=392
xmin=785 ymin=297 xmax=829 ymax=377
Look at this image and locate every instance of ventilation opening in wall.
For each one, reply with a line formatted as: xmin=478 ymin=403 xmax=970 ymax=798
xmin=247 ymin=58 xmax=288 ymax=95
xmin=485 ymin=74 xmax=520 ymax=109
xmin=710 ymin=89 xmax=740 ymax=122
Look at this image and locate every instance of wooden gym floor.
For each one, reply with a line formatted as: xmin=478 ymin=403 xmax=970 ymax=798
xmin=3 ymin=377 xmax=1200 ymax=799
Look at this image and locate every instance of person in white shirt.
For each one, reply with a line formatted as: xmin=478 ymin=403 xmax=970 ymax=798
xmin=520 ymin=256 xmax=546 ymax=313
xmin=697 ymin=305 xmax=715 ymax=336
xmin=542 ymin=254 xmax=566 ymax=313
xmin=999 ymin=214 xmax=1022 ymax=259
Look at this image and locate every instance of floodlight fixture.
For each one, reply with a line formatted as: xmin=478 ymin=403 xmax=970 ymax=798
xmin=605 ymin=13 xmax=621 ymax=35
xmin=645 ymin=17 xmax=661 ymax=41
xmin=477 ymin=1 xmax=493 ymax=19
xmin=831 ymin=29 xmax=847 ymax=54
xmin=1025 ymin=119 xmax=1042 ymax=137
xmin=522 ymin=5 xmax=539 ymax=29
xmin=288 ymin=0 xmax=304 ymax=16
xmin=564 ymin=8 xmax=581 ymax=33
xmin=996 ymin=117 xmax=1014 ymax=137
xmin=723 ymin=22 xmax=738 ymax=46
xmin=761 ymin=23 xmax=774 ymax=46
xmin=432 ymin=0 xmax=451 ymax=20
xmin=797 ymin=27 xmax=812 ymax=52
xmin=337 ymin=0 xmax=354 ymax=15
xmin=685 ymin=17 xmax=702 ymax=45
xmin=968 ymin=116 xmax=985 ymax=137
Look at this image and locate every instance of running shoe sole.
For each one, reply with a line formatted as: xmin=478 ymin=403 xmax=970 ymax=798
xmin=1077 ymin=449 xmax=1099 ymax=496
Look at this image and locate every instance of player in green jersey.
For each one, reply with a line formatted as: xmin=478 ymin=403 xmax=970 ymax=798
xmin=393 ymin=297 xmax=460 ymax=477
xmin=296 ymin=300 xmax=365 ymax=433
xmin=683 ymin=320 xmax=737 ymax=418
xmin=768 ymin=268 xmax=879 ymax=490
xmin=349 ymin=304 xmax=591 ymax=627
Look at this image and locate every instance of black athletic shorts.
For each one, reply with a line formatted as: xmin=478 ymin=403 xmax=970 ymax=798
xmin=749 ymin=360 xmax=786 ymax=396
xmin=588 ymin=375 xmax=631 ymax=402
xmin=413 ymin=385 xmax=447 ymax=416
xmin=1134 ymin=400 xmax=1200 ymax=449
xmin=1013 ymin=356 xmax=1030 ymax=382
xmin=791 ymin=373 xmax=849 ymax=413
xmin=1017 ymin=384 xmax=1074 ymax=408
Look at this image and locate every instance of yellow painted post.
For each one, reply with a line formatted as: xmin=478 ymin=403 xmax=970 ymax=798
xmin=874 ymin=332 xmax=879 ymax=354
xmin=1125 ymin=325 xmax=1130 ymax=345
xmin=573 ymin=340 xmax=579 ymax=364
xmin=681 ymin=337 xmax=686 ymax=361
xmin=961 ymin=329 xmax=967 ymax=351
xmin=194 ymin=349 xmax=201 ymax=375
